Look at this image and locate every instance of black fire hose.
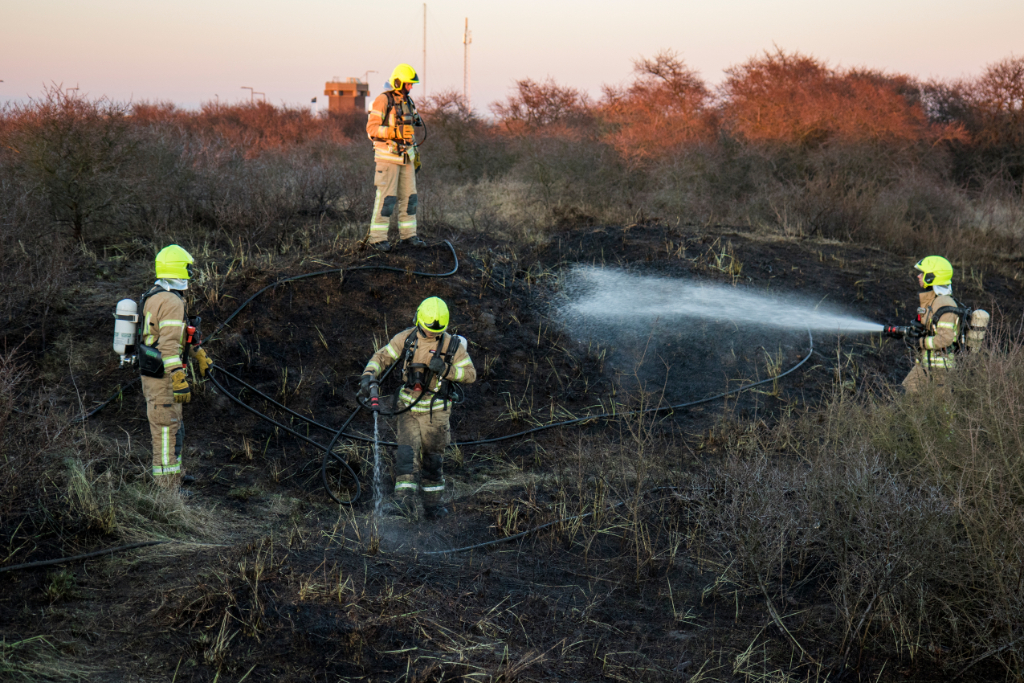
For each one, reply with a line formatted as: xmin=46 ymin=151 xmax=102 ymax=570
xmin=207 ymin=240 xmax=459 ymax=342
xmin=13 ymin=241 xmax=459 ymax=424
xmin=213 ymin=327 xmax=814 ymax=505
xmin=25 ymin=237 xmax=816 ymax=510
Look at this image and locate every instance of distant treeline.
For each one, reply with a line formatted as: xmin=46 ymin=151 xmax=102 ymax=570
xmin=0 ymin=49 xmax=1021 ymax=309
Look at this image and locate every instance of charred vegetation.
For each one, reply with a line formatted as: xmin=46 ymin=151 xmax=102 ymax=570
xmin=2 ymin=52 xmax=1024 ymax=681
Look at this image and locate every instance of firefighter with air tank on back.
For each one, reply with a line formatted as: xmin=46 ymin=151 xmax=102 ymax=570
xmin=884 ymin=255 xmax=990 ymax=393
xmin=365 ymin=63 xmax=426 ymax=253
xmin=358 ymin=297 xmax=476 ymax=521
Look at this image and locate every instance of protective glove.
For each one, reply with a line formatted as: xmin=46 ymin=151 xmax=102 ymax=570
xmin=358 ymin=374 xmax=373 ymax=399
xmin=191 ymin=347 xmax=212 ymax=378
xmin=428 ymin=356 xmax=446 ymax=377
xmin=907 ymin=321 xmax=926 ymax=338
xmin=171 ymin=370 xmax=191 ymax=404
xmin=398 ymin=124 xmax=415 ymax=142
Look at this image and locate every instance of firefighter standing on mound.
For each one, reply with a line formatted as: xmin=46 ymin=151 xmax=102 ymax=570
xmin=358 ymin=297 xmax=476 ymax=519
xmin=895 ymin=256 xmax=961 ymax=393
xmin=365 ymin=63 xmax=426 ymax=253
xmin=139 ymin=245 xmax=212 ymax=490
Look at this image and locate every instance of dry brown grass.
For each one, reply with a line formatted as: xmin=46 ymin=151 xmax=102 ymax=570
xmin=676 ymin=328 xmax=1024 ymax=678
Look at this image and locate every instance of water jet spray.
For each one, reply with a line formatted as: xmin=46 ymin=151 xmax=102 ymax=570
xmin=559 ymin=266 xmax=885 ymax=334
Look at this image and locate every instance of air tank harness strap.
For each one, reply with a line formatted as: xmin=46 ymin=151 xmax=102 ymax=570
xmin=426 ymin=334 xmax=446 ymax=417
xmin=430 ymin=334 xmax=461 ymax=414
xmin=928 ymin=304 xmax=969 ymax=352
xmin=137 ymin=285 xmax=181 ymax=378
xmin=395 ymin=328 xmax=420 ymax=411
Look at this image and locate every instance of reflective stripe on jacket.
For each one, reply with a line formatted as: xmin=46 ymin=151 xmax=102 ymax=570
xmin=915 ymin=292 xmax=959 ymax=370
xmin=143 ymin=291 xmax=187 ymax=372
xmin=366 ymin=91 xmax=415 ymax=165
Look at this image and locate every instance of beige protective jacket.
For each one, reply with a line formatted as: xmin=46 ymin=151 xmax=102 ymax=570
xmin=142 ymin=290 xmax=188 ymax=375
xmin=366 ymin=91 xmax=418 ymax=165
xmin=915 ymin=291 xmax=960 ymax=370
xmin=363 ymin=328 xmax=476 ymax=413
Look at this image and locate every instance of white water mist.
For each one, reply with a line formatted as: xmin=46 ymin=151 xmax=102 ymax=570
xmin=561 ymin=266 xmax=883 ymax=333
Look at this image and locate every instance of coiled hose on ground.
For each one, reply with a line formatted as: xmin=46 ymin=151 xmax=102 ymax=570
xmin=4 ymin=240 xmax=817 ymax=569
xmin=17 ymin=240 xmax=814 ymax=506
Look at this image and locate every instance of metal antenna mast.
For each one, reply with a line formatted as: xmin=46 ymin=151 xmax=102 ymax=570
xmin=463 ymin=18 xmax=472 ymax=109
xmin=422 ymin=3 xmax=427 ymax=96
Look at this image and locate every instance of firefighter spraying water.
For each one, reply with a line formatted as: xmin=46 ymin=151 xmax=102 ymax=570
xmin=881 ymin=256 xmax=989 ymax=392
xmin=357 ymin=297 xmax=477 ymax=522
xmin=561 ymin=259 xmax=988 ymax=394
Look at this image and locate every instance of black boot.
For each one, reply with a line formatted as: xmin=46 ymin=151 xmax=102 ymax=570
xmin=401 ymin=236 xmax=428 ymax=248
xmin=371 ymin=241 xmax=393 ymax=253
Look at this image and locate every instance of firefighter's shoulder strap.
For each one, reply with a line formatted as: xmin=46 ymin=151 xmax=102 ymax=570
xmin=137 ymin=286 xmax=181 ymax=378
xmin=441 ymin=332 xmax=461 ymax=364
xmin=383 ymin=91 xmax=397 ymax=127
xmin=399 ymin=326 xmax=419 ymax=368
xmin=433 ymin=333 xmax=462 ymax=411
xmin=931 ymin=299 xmax=971 ymax=350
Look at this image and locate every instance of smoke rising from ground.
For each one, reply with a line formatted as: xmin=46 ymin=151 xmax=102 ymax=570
xmin=559 ymin=266 xmax=883 ymax=334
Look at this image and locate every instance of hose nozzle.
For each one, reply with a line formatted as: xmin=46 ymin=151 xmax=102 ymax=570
xmin=885 ymin=323 xmax=925 ymax=339
xmin=368 ymin=380 xmax=380 ymax=412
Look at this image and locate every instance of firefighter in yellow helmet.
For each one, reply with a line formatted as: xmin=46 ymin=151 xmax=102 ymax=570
xmin=886 ymin=256 xmax=962 ymax=393
xmin=365 ymin=63 xmax=426 ymax=253
xmin=139 ymin=245 xmax=212 ymax=491
xmin=358 ymin=297 xmax=476 ymax=519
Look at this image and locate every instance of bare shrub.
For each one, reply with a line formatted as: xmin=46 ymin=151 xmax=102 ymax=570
xmin=3 ymin=86 xmax=141 ymax=241
xmin=964 ymin=56 xmax=1024 ymax=184
xmin=600 ymin=50 xmax=717 ymax=169
xmin=683 ymin=328 xmax=1024 ymax=676
xmin=417 ymin=89 xmax=516 ymax=183
xmin=132 ymin=99 xmax=354 ymax=153
xmin=722 ymin=49 xmax=959 ymax=149
xmin=492 ymin=78 xmax=593 ymax=134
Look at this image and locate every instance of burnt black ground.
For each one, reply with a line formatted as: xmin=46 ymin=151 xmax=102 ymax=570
xmin=2 ymin=222 xmax=1020 ymax=682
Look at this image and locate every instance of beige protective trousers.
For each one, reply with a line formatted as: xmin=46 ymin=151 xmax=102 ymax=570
xmin=368 ymin=161 xmax=417 ymax=244
xmin=902 ymin=365 xmax=949 ymax=394
xmin=394 ymin=405 xmax=449 ymax=509
xmin=141 ymin=375 xmax=184 ymax=488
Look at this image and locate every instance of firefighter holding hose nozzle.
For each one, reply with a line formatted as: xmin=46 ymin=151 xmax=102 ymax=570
xmin=358 ymin=297 xmax=476 ymax=520
xmin=884 ymin=256 xmax=988 ymax=393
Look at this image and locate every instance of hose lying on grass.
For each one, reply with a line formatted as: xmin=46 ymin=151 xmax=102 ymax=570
xmin=13 ymin=239 xmax=814 ymax=507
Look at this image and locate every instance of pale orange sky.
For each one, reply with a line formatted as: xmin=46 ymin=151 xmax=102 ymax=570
xmin=2 ymin=0 xmax=1021 ymax=110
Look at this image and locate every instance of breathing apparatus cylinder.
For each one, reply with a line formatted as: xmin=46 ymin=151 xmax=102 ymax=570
xmin=113 ymin=299 xmax=139 ymax=364
xmin=966 ymin=309 xmax=990 ymax=351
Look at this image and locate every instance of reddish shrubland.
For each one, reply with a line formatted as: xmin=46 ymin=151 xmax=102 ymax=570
xmin=0 ymin=50 xmax=1021 ymax=295
xmin=720 ymin=49 xmax=961 ymax=147
xmin=599 ymin=50 xmax=717 ymax=168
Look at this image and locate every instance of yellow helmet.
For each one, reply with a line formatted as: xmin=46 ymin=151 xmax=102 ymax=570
xmin=155 ymin=244 xmax=195 ymax=280
xmin=914 ymin=255 xmax=953 ymax=287
xmin=415 ymin=297 xmax=449 ymax=333
xmin=388 ymin=63 xmax=420 ymax=91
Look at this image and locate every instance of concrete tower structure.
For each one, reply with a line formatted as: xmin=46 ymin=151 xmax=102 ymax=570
xmin=324 ymin=78 xmax=369 ymax=113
